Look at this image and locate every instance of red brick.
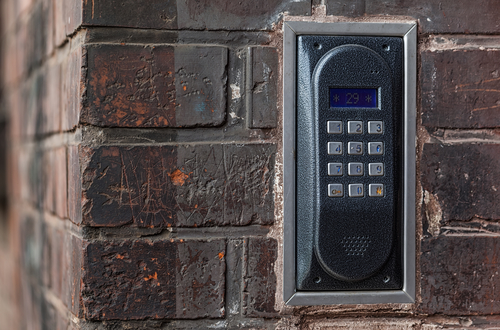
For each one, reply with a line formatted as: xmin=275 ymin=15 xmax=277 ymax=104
xmin=82 ymin=239 xmax=225 ymax=320
xmin=82 ymin=44 xmax=227 ymax=128
xmin=326 ymin=0 xmax=500 ymax=34
xmin=243 ymin=237 xmax=278 ymax=318
xmin=422 ymin=49 xmax=500 ymax=128
xmin=42 ymin=61 xmax=62 ymax=134
xmin=421 ymin=143 xmax=500 ymax=222
xmin=80 ymin=144 xmax=275 ymax=227
xmin=420 ymin=235 xmax=500 ymax=315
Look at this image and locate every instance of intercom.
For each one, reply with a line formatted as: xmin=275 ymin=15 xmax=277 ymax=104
xmin=283 ymin=22 xmax=416 ymax=305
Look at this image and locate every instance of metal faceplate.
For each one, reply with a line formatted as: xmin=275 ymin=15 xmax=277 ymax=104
xmin=296 ymin=36 xmax=403 ymax=291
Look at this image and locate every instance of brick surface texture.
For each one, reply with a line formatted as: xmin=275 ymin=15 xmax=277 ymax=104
xmin=2 ymin=0 xmax=500 ymax=329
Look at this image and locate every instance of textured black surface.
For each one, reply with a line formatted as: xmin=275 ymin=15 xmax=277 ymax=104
xmin=296 ymin=36 xmax=403 ymax=291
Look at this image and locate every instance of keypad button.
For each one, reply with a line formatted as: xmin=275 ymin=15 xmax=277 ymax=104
xmin=348 ymin=184 xmax=364 ymax=197
xmin=327 ymin=121 xmax=342 ymax=134
xmin=328 ymin=163 xmax=343 ymax=176
xmin=368 ymin=142 xmax=384 ymax=155
xmin=347 ymin=121 xmax=363 ymax=134
xmin=328 ymin=142 xmax=343 ymax=155
xmin=368 ymin=121 xmax=383 ymax=134
xmin=368 ymin=163 xmax=384 ymax=176
xmin=369 ymin=184 xmax=384 ymax=197
xmin=348 ymin=163 xmax=363 ymax=176
xmin=328 ymin=184 xmax=343 ymax=197
xmin=348 ymin=142 xmax=363 ymax=155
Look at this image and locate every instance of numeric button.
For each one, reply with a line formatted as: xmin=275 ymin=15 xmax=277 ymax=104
xmin=328 ymin=142 xmax=343 ymax=155
xmin=348 ymin=121 xmax=363 ymax=134
xmin=328 ymin=163 xmax=343 ymax=176
xmin=368 ymin=163 xmax=384 ymax=176
xmin=348 ymin=184 xmax=364 ymax=197
xmin=348 ymin=142 xmax=363 ymax=155
xmin=368 ymin=121 xmax=383 ymax=134
xmin=348 ymin=163 xmax=363 ymax=176
xmin=327 ymin=121 xmax=342 ymax=134
xmin=368 ymin=142 xmax=384 ymax=155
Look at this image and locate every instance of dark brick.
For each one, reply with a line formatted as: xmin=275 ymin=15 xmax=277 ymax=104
xmin=54 ymin=0 xmax=82 ymax=45
xmin=81 ymin=144 xmax=275 ymax=227
xmin=82 ymin=0 xmax=177 ymax=30
xmin=420 ymin=235 xmax=500 ymax=315
xmin=243 ymin=237 xmax=278 ymax=318
xmin=422 ymin=49 xmax=500 ymax=128
xmin=421 ymin=143 xmax=500 ymax=222
xmin=79 ymin=0 xmax=310 ymax=30
xmin=326 ymin=0 xmax=500 ymax=34
xmin=177 ymin=0 xmax=310 ymax=30
xmin=83 ymin=44 xmax=227 ymax=128
xmin=248 ymin=47 xmax=279 ymax=129
xmin=82 ymin=239 xmax=225 ymax=320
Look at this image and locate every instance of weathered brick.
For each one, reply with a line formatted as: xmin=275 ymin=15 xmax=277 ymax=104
xmin=43 ymin=147 xmax=67 ymax=218
xmin=80 ymin=0 xmax=310 ymax=30
xmin=63 ymin=233 xmax=84 ymax=316
xmin=326 ymin=0 xmax=500 ymax=34
xmin=248 ymin=47 xmax=279 ymax=129
xmin=83 ymin=44 xmax=227 ymax=128
xmin=82 ymin=239 xmax=225 ymax=320
xmin=420 ymin=235 xmax=500 ymax=315
xmin=422 ymin=49 xmax=500 ymax=128
xmin=82 ymin=0 xmax=177 ymax=30
xmin=68 ymin=145 xmax=82 ymax=224
xmin=81 ymin=144 xmax=275 ymax=227
xmin=421 ymin=143 xmax=500 ymax=222
xmin=303 ymin=319 xmax=419 ymax=329
xmin=61 ymin=44 xmax=84 ymax=132
xmin=243 ymin=237 xmax=278 ymax=318
xmin=177 ymin=0 xmax=310 ymax=30
xmin=54 ymin=0 xmax=82 ymax=45
xmin=42 ymin=61 xmax=62 ymax=134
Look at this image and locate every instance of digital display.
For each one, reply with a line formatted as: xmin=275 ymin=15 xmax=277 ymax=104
xmin=330 ymin=88 xmax=378 ymax=108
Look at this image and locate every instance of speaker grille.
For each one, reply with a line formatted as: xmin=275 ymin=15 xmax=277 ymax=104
xmin=341 ymin=236 xmax=371 ymax=256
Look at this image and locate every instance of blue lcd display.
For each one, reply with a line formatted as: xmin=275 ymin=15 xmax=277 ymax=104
xmin=330 ymin=88 xmax=378 ymax=108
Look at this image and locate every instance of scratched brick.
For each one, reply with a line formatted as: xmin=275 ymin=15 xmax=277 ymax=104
xmin=82 ymin=239 xmax=225 ymax=320
xmin=420 ymin=235 xmax=500 ymax=315
xmin=421 ymin=143 xmax=500 ymax=222
xmin=176 ymin=0 xmax=311 ymax=30
xmin=79 ymin=0 xmax=309 ymax=30
xmin=248 ymin=47 xmax=279 ymax=129
xmin=83 ymin=44 xmax=227 ymax=128
xmin=82 ymin=0 xmax=177 ymax=30
xmin=326 ymin=0 xmax=500 ymax=34
xmin=81 ymin=144 xmax=275 ymax=227
xmin=243 ymin=237 xmax=278 ymax=318
xmin=422 ymin=49 xmax=500 ymax=128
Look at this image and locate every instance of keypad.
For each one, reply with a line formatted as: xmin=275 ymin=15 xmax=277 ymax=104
xmin=326 ymin=120 xmax=385 ymax=198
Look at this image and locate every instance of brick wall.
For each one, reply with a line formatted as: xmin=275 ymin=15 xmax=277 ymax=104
xmin=1 ymin=0 xmax=500 ymax=329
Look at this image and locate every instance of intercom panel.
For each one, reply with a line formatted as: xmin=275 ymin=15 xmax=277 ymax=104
xmin=283 ymin=22 xmax=416 ymax=305
xmin=296 ymin=36 xmax=403 ymax=291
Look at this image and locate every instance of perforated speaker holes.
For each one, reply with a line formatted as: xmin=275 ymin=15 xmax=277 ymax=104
xmin=341 ymin=236 xmax=371 ymax=256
